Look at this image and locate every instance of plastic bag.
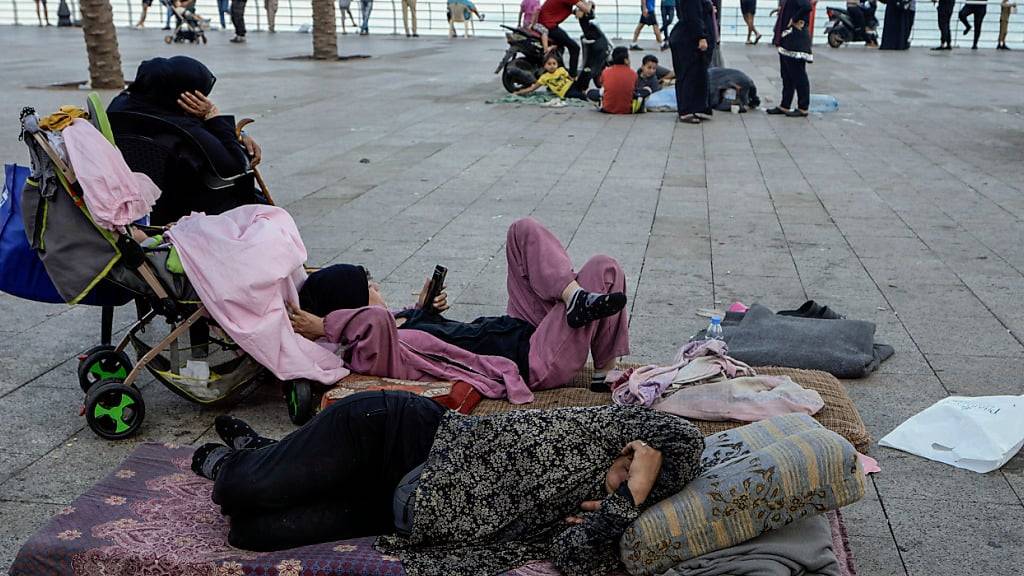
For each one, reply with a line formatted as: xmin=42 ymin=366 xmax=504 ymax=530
xmin=879 ymin=395 xmax=1024 ymax=473
xmin=0 ymin=164 xmax=64 ymax=303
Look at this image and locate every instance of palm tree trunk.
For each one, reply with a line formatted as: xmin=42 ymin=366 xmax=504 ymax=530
xmin=78 ymin=0 xmax=125 ymax=89
xmin=312 ymin=0 xmax=338 ymax=59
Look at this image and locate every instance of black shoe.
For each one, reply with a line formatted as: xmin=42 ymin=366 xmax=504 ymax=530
xmin=930 ymin=45 xmax=945 ymax=50
xmin=962 ymin=24 xmax=971 ymax=35
xmin=766 ymin=107 xmax=788 ymax=115
xmin=785 ymin=109 xmax=809 ymax=117
xmin=566 ymin=289 xmax=627 ymax=329
xmin=215 ymin=415 xmax=275 ymax=450
xmin=971 ymin=44 xmax=978 ymax=50
xmin=191 ymin=443 xmax=232 ymax=480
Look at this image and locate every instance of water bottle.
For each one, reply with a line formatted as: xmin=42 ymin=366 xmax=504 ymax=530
xmin=809 ymin=94 xmax=840 ymax=113
xmin=705 ymin=316 xmax=724 ymax=341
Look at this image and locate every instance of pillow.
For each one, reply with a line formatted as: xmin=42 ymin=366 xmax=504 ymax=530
xmin=619 ymin=414 xmax=865 ymax=576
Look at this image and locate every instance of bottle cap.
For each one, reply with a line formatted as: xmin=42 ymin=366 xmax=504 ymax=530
xmin=711 ymin=315 xmax=721 ymax=324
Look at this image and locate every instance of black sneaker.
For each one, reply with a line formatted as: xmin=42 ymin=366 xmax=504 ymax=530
xmin=566 ymin=290 xmax=627 ymax=329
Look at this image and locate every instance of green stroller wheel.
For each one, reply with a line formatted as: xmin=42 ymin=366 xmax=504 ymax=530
xmin=285 ymin=379 xmax=315 ymax=426
xmin=85 ymin=380 xmax=146 ymax=440
xmin=78 ymin=346 xmax=133 ymax=393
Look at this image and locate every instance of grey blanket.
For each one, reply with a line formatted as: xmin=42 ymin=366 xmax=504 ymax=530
xmin=661 ymin=515 xmax=840 ymax=576
xmin=722 ymin=304 xmax=894 ymax=378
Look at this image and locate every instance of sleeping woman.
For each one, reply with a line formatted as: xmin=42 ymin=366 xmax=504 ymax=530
xmin=192 ymin=393 xmax=703 ymax=576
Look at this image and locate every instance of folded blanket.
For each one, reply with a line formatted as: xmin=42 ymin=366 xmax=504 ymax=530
xmin=721 ymin=304 xmax=894 ymax=378
xmin=653 ymin=375 xmax=824 ymax=422
xmin=661 ymin=515 xmax=840 ymax=576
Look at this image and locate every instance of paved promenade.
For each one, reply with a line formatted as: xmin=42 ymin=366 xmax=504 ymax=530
xmin=1 ymin=25 xmax=1022 ymax=575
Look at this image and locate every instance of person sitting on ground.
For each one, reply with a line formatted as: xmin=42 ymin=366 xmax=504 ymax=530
xmin=108 ymin=56 xmax=264 ymax=225
xmin=514 ymin=54 xmax=589 ymax=100
xmin=708 ymin=66 xmax=760 ymax=112
xmin=594 ymin=47 xmax=642 ymax=114
xmin=191 ymin=392 xmax=704 ymax=576
xmin=635 ymin=54 xmax=675 ymax=97
xmin=289 ymin=218 xmax=629 ymax=391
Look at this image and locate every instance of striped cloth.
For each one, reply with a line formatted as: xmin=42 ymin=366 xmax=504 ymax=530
xmin=619 ymin=414 xmax=865 ymax=576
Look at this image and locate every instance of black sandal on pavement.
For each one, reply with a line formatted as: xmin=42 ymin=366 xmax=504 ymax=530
xmin=766 ymin=107 xmax=788 ymax=115
xmin=785 ymin=109 xmax=809 ymax=117
xmin=679 ymin=114 xmax=701 ymax=124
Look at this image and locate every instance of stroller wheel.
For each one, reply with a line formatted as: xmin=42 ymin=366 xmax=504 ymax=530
xmin=285 ymin=379 xmax=315 ymax=426
xmin=165 ymin=35 xmax=173 ymax=43
xmin=85 ymin=380 xmax=146 ymax=440
xmin=78 ymin=346 xmax=133 ymax=393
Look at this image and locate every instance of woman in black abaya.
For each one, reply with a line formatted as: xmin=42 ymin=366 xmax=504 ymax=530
xmin=879 ymin=0 xmax=915 ymax=50
xmin=669 ymin=0 xmax=716 ymax=124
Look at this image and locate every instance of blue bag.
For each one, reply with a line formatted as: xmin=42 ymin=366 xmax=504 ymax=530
xmin=0 ymin=163 xmax=64 ymax=303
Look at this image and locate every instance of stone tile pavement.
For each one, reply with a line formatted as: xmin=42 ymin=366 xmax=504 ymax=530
xmin=1 ymin=25 xmax=1023 ymax=575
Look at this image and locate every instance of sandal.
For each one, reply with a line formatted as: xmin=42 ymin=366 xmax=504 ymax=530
xmin=785 ymin=109 xmax=809 ymax=117
xmin=679 ymin=114 xmax=701 ymax=124
xmin=754 ymin=33 xmax=762 ymax=45
xmin=766 ymin=107 xmax=788 ymax=115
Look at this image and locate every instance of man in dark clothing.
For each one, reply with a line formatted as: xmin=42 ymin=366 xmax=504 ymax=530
xmin=932 ymin=0 xmax=954 ymax=49
xmin=230 ymin=0 xmax=247 ymax=42
xmin=537 ymin=0 xmax=592 ymax=76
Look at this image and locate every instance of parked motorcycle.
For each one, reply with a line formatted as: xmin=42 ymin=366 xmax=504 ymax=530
xmin=495 ymin=25 xmax=562 ymax=93
xmin=824 ymin=1 xmax=879 ymax=47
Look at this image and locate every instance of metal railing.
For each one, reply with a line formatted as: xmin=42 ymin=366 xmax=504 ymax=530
xmin=1 ymin=0 xmax=1019 ymax=47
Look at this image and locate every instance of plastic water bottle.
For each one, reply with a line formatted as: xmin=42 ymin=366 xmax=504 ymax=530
xmin=809 ymin=94 xmax=840 ymax=113
xmin=705 ymin=316 xmax=724 ymax=341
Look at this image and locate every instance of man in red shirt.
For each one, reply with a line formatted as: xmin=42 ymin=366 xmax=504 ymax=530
xmin=598 ymin=47 xmax=640 ymax=114
xmin=537 ymin=0 xmax=591 ymax=76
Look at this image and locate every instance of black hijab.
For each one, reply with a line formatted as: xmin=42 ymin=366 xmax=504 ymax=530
xmin=299 ymin=265 xmax=371 ymax=317
xmin=128 ymin=56 xmax=217 ymax=114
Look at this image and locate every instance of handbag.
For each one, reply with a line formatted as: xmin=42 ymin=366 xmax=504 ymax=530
xmin=0 ymin=164 xmax=63 ymax=303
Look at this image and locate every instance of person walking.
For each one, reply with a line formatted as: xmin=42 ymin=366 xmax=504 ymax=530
xmin=931 ymin=0 xmax=955 ymax=49
xmin=217 ymin=0 xmax=230 ymax=28
xmin=669 ymin=0 xmax=714 ymax=123
xmin=631 ymin=0 xmax=664 ymax=50
xmin=742 ymin=0 xmax=761 ymax=44
xmin=997 ymin=0 xmax=1016 ymax=48
xmin=958 ymin=0 xmax=987 ymax=49
xmin=402 ymin=0 xmax=418 ymax=36
xmin=339 ymin=0 xmax=358 ymax=33
xmin=34 ymin=0 xmax=50 ymax=25
xmin=265 ymin=0 xmax=278 ymax=32
xmin=766 ymin=0 xmax=813 ymax=117
xmin=230 ymin=0 xmax=247 ymax=42
xmin=660 ymin=0 xmax=676 ymax=49
xmin=537 ymin=0 xmax=592 ymax=76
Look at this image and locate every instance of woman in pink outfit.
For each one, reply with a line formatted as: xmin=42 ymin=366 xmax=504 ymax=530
xmin=289 ymin=218 xmax=629 ymax=393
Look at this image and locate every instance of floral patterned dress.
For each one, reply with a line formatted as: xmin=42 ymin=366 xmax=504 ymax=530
xmin=376 ymin=405 xmax=704 ymax=576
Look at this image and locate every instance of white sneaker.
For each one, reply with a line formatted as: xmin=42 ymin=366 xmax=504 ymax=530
xmin=542 ymin=99 xmax=567 ymax=108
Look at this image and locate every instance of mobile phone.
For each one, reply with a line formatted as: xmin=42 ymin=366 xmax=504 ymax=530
xmin=423 ymin=265 xmax=448 ymax=313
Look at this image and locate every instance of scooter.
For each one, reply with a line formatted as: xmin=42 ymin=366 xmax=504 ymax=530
xmin=824 ymin=0 xmax=879 ymax=47
xmin=495 ymin=25 xmax=556 ymax=93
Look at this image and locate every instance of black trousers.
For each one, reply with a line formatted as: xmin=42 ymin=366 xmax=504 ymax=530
xmin=779 ymin=54 xmax=810 ymax=111
xmin=660 ymin=4 xmax=675 ymax=37
xmin=669 ymin=25 xmax=711 ymax=115
xmin=937 ymin=0 xmax=954 ymax=44
xmin=547 ymin=25 xmax=581 ymax=76
xmin=230 ymin=0 xmax=246 ymax=36
xmin=847 ymin=4 xmax=865 ymax=33
xmin=212 ymin=391 xmax=444 ymax=551
xmin=959 ymin=4 xmax=986 ymax=47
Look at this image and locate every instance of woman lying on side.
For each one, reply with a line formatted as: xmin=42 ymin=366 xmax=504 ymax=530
xmin=192 ymin=393 xmax=703 ymax=576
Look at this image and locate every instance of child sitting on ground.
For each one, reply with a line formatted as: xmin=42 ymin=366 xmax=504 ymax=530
xmin=515 ymin=54 xmax=588 ymax=100
xmin=635 ymin=54 xmax=675 ymax=98
xmin=596 ymin=47 xmax=642 ymax=114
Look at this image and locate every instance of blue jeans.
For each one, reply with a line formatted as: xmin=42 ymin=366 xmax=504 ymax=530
xmin=218 ymin=0 xmax=230 ymax=28
xmin=360 ymin=0 xmax=372 ymax=31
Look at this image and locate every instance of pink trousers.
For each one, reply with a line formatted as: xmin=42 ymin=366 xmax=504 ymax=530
xmin=506 ymin=218 xmax=630 ymax=390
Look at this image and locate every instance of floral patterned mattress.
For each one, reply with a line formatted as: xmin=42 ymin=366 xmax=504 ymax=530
xmin=10 ymin=443 xmax=857 ymax=576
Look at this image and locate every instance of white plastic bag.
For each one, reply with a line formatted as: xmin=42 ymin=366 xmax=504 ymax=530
xmin=879 ymin=395 xmax=1024 ymax=473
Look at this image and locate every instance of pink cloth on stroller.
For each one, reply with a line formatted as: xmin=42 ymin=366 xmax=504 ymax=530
xmin=62 ymin=119 xmax=161 ymax=231
xmin=166 ymin=205 xmax=351 ymax=384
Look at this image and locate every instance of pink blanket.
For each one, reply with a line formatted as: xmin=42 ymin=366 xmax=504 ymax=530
xmin=166 ymin=205 xmax=350 ymax=384
xmin=62 ymin=119 xmax=161 ymax=231
xmin=653 ymin=375 xmax=825 ymax=422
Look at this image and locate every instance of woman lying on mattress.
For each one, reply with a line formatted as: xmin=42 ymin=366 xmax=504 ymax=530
xmin=290 ymin=217 xmax=630 ymax=393
xmin=191 ymin=394 xmax=703 ymax=576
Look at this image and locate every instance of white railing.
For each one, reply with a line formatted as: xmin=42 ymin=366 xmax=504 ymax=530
xmin=0 ymin=0 xmax=1018 ymax=47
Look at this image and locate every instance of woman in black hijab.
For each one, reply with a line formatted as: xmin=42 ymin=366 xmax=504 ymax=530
xmin=108 ymin=56 xmax=264 ymax=224
xmin=766 ymin=0 xmax=813 ymax=117
xmin=668 ymin=0 xmax=715 ymax=124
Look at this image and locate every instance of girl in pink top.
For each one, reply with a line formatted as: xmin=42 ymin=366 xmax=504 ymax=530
xmin=520 ymin=0 xmax=540 ymax=28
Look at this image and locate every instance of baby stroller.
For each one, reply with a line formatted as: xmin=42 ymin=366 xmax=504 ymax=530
xmin=165 ymin=0 xmax=209 ymax=44
xmin=16 ymin=95 xmax=314 ymax=440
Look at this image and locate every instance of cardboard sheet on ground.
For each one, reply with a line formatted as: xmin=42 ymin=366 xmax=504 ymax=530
xmin=879 ymin=395 xmax=1024 ymax=473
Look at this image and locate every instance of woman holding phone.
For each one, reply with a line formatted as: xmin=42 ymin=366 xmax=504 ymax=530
xmin=290 ymin=218 xmax=630 ymax=393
